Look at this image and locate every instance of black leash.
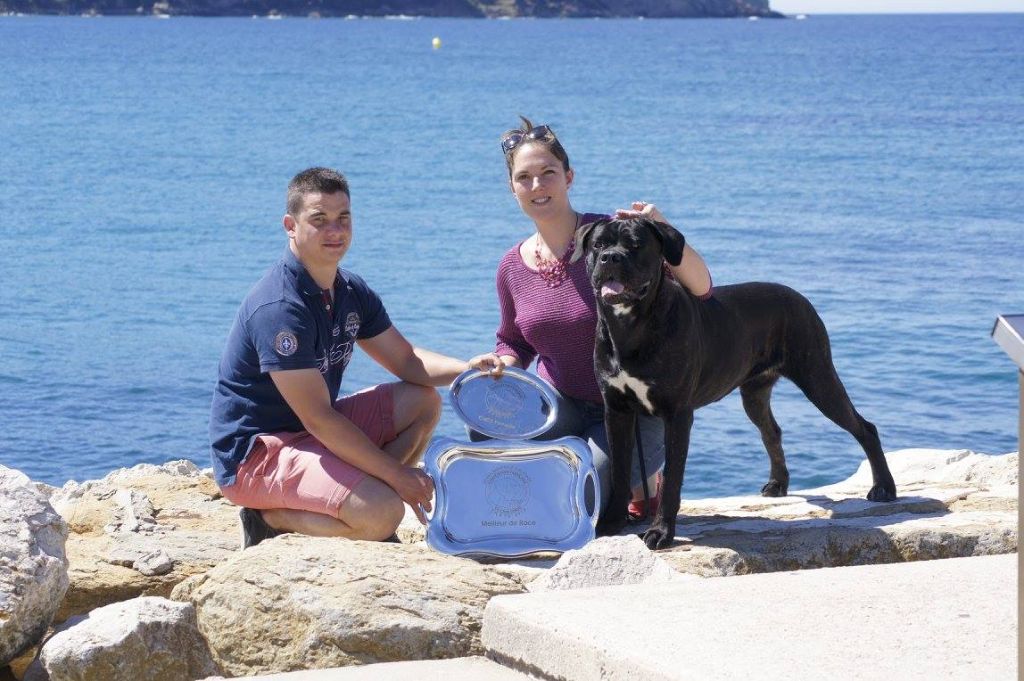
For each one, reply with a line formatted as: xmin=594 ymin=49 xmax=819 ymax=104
xmin=635 ymin=418 xmax=651 ymax=520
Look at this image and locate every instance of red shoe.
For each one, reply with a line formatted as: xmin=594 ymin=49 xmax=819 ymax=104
xmin=628 ymin=471 xmax=663 ymax=521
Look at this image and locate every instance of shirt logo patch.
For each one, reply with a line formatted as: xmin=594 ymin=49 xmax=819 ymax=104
xmin=344 ymin=312 xmax=361 ymax=337
xmin=274 ymin=331 xmax=299 ymax=357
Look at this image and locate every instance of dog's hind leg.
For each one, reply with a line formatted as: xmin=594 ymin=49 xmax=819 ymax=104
xmin=740 ymin=374 xmax=790 ymax=497
xmin=785 ymin=350 xmax=897 ymax=502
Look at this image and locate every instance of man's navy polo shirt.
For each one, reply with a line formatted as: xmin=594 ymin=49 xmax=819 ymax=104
xmin=209 ymin=247 xmax=391 ymax=487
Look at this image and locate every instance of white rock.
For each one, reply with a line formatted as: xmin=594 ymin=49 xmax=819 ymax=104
xmin=102 ymin=488 xmax=160 ymax=535
xmin=49 ymin=460 xmax=237 ymax=623
xmin=175 ymin=536 xmax=531 ymax=677
xmin=528 ymin=535 xmax=690 ymax=592
xmin=812 ymin=449 xmax=1018 ymax=492
xmin=655 ymin=449 xmax=1019 ymax=577
xmin=0 ymin=465 xmax=69 ymax=665
xmin=34 ymin=596 xmax=218 ymax=681
xmin=103 ymin=459 xmax=204 ymax=483
xmin=133 ymin=548 xmax=174 ymax=576
xmin=48 ymin=460 xmax=203 ymax=519
xmin=101 ymin=543 xmax=173 ymax=576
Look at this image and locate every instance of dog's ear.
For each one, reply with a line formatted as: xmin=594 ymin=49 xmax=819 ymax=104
xmin=646 ymin=219 xmax=686 ymax=267
xmin=569 ymin=218 xmax=604 ymax=263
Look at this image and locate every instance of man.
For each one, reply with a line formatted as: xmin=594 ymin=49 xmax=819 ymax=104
xmin=210 ymin=167 xmax=470 ymax=547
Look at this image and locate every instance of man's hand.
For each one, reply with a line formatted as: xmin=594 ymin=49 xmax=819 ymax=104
xmin=387 ymin=465 xmax=435 ymax=524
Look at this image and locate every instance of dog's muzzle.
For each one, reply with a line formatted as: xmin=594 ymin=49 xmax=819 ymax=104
xmin=598 ymin=277 xmax=651 ymax=302
xmin=593 ymin=252 xmax=651 ymax=303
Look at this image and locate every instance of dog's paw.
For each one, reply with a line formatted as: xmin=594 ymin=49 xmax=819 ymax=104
xmin=641 ymin=524 xmax=674 ymax=550
xmin=760 ymin=479 xmax=788 ymax=497
xmin=866 ymin=483 xmax=897 ymax=502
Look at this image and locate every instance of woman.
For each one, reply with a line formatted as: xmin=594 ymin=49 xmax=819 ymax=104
xmin=469 ymin=118 xmax=713 ymax=519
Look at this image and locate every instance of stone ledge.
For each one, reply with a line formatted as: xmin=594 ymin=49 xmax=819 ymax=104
xmin=197 ymin=656 xmax=533 ymax=680
xmin=483 ymin=554 xmax=1018 ymax=681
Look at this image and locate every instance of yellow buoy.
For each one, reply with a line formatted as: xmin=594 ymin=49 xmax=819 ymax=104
xmin=432 ymin=36 xmax=442 ymax=50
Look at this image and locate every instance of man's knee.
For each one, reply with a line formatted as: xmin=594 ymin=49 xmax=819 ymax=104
xmin=344 ymin=479 xmax=405 ymax=541
xmin=350 ymin=503 xmax=403 ymax=542
xmin=396 ymin=382 xmax=442 ymax=426
xmin=411 ymin=383 xmax=441 ymax=421
xmin=360 ymin=498 xmax=404 ymax=541
xmin=421 ymin=385 xmax=442 ymax=424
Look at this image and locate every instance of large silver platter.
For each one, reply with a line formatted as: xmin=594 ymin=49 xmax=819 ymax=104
xmin=448 ymin=367 xmax=559 ymax=440
xmin=423 ymin=436 xmax=599 ymax=558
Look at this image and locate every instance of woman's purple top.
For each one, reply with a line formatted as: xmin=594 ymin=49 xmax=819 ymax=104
xmin=494 ymin=213 xmax=607 ymax=404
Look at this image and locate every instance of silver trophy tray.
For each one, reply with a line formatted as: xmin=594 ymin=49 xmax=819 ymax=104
xmin=424 ymin=437 xmax=599 ymax=558
xmin=448 ymin=367 xmax=560 ymax=440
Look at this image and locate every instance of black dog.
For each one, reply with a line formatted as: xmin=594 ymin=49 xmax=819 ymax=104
xmin=574 ymin=217 xmax=897 ymax=550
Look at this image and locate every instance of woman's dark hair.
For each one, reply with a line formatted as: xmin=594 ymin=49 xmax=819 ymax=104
xmin=503 ymin=115 xmax=571 ymax=178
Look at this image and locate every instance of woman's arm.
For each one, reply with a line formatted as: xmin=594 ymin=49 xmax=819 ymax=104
xmin=670 ymin=244 xmax=712 ymax=299
xmin=466 ymin=254 xmax=531 ymax=377
xmin=493 ymin=257 xmax=538 ymax=365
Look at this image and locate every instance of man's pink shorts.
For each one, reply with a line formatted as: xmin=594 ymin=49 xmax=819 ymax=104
xmin=220 ymin=383 xmax=396 ymax=517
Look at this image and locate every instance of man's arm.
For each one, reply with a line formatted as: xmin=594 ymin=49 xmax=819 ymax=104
xmin=269 ymin=368 xmax=433 ymax=514
xmin=358 ymin=326 xmax=469 ymax=387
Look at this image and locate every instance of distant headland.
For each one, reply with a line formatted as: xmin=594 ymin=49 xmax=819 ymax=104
xmin=0 ymin=0 xmax=784 ymax=19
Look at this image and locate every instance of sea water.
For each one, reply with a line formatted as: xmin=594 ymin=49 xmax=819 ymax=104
xmin=0 ymin=13 xmax=1021 ymax=496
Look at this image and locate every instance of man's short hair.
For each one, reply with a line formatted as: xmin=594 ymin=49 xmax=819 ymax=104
xmin=287 ymin=167 xmax=350 ymax=215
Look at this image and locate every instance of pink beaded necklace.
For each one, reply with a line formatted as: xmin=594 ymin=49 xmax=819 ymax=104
xmin=534 ymin=212 xmax=581 ymax=288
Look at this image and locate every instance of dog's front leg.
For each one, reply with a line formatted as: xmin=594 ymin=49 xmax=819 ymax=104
xmin=643 ymin=407 xmax=693 ymax=550
xmin=595 ymin=406 xmax=637 ymax=537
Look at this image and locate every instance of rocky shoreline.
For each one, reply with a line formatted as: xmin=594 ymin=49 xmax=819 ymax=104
xmin=1 ymin=447 xmax=1017 ymax=679
xmin=0 ymin=0 xmax=783 ymax=18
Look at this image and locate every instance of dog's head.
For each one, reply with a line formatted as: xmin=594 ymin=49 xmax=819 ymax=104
xmin=571 ymin=217 xmax=685 ymax=310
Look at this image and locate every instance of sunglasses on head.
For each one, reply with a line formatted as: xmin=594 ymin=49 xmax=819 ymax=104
xmin=500 ymin=125 xmax=555 ymax=155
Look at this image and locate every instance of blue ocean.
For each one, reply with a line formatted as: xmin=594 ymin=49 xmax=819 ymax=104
xmin=1 ymin=13 xmax=1021 ymax=497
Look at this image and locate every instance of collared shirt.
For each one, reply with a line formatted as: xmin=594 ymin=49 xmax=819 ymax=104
xmin=209 ymin=247 xmax=391 ymax=487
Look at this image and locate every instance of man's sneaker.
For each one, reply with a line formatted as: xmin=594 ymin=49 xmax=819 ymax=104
xmin=239 ymin=507 xmax=282 ymax=550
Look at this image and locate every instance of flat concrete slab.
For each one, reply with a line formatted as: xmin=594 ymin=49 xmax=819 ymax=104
xmin=483 ymin=554 xmax=1017 ymax=681
xmin=220 ymin=657 xmax=533 ymax=680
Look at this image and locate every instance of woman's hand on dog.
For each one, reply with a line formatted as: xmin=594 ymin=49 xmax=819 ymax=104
xmin=615 ymin=200 xmax=669 ymax=225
